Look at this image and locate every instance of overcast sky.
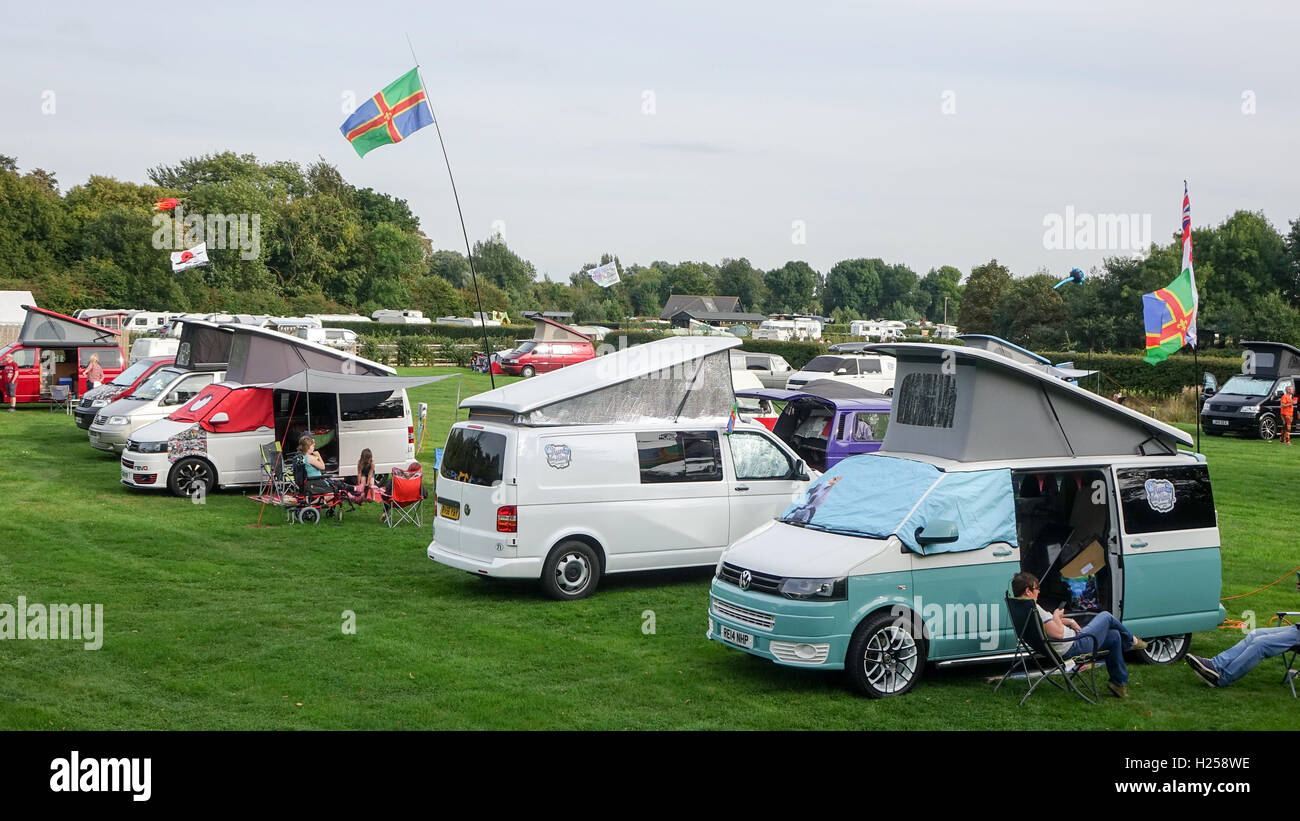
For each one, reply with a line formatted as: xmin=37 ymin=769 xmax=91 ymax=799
xmin=4 ymin=1 xmax=1298 ymax=283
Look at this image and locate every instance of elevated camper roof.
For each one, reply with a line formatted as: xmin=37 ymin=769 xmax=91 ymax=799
xmin=221 ymin=324 xmax=394 ymax=384
xmin=174 ymin=319 xmax=235 ymax=371
xmin=463 ymin=336 xmax=740 ymax=424
xmin=865 ymin=342 xmax=1192 ymax=462
xmin=19 ymin=305 xmax=120 ymax=347
xmin=1240 ymin=341 xmax=1300 ymax=379
xmin=956 ymin=334 xmax=1096 ymax=381
xmin=529 ymin=315 xmax=591 ymax=343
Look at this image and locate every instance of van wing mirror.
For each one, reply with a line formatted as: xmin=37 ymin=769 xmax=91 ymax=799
xmin=792 ymin=459 xmax=811 ymax=482
xmin=915 ymin=520 xmax=959 ymax=546
xmin=209 ymin=412 xmax=229 ymax=425
xmin=1202 ymin=372 xmax=1218 ymax=396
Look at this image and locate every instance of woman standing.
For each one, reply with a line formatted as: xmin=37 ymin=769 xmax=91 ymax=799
xmin=83 ymin=353 xmax=105 ymax=393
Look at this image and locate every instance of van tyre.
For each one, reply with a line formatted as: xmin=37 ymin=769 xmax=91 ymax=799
xmin=845 ymin=610 xmax=926 ymax=698
xmin=169 ymin=457 xmax=215 ymax=498
xmin=1135 ymin=633 xmax=1190 ymax=664
xmin=521 ymin=365 xmax=536 ymax=378
xmin=541 ymin=540 xmax=601 ymax=600
xmin=1258 ymin=413 xmax=1278 ymax=441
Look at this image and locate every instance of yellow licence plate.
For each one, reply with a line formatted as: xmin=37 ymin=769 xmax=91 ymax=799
xmin=439 ymin=503 xmax=460 ymax=520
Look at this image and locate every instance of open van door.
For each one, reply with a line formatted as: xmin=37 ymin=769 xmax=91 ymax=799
xmin=1112 ymin=464 xmax=1224 ymax=659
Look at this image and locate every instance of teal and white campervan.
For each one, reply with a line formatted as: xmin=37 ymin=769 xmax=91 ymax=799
xmin=707 ymin=343 xmax=1225 ymax=697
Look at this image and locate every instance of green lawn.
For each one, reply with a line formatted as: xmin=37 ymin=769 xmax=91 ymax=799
xmin=1 ymin=369 xmax=1298 ymax=730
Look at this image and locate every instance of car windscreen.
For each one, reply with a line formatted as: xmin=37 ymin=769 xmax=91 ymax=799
xmin=110 ymin=360 xmax=153 ymax=387
xmin=513 ymin=341 xmax=537 ymax=354
xmin=129 ymin=367 xmax=184 ymax=400
xmin=1219 ymin=376 xmax=1274 ymax=397
xmin=441 ymin=427 xmax=506 ymax=487
xmin=802 ymin=356 xmax=845 ymax=373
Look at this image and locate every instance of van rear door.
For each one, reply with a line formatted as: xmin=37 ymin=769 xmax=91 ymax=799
xmin=1112 ymin=464 xmax=1223 ymax=635
xmin=437 ymin=424 xmax=513 ymax=559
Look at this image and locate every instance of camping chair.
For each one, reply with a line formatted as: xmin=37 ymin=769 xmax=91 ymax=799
xmin=287 ymin=454 xmax=351 ymax=526
xmin=49 ymin=384 xmax=73 ymax=414
xmin=384 ymin=462 xmax=426 ymax=528
xmin=1277 ymin=611 xmax=1300 ymax=697
xmin=257 ymin=441 xmax=296 ymax=499
xmin=994 ymin=593 xmax=1109 ymax=706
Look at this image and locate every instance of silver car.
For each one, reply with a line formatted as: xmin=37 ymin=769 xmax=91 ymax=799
xmin=88 ymin=367 xmax=222 ymax=453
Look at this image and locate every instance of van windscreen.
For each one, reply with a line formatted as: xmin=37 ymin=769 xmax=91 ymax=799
xmin=442 ymin=427 xmax=506 ymax=487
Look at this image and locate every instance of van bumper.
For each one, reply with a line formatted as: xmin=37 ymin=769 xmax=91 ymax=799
xmin=427 ymin=541 xmax=542 ymax=579
xmin=706 ymin=579 xmax=851 ymax=670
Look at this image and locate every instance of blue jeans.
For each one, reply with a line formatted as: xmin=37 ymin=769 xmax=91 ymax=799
xmin=1062 ymin=611 xmax=1135 ymax=685
xmin=1209 ymin=625 xmax=1300 ymax=686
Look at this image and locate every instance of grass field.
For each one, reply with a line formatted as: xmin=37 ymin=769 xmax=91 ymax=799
xmin=2 ymin=368 xmax=1299 ymax=730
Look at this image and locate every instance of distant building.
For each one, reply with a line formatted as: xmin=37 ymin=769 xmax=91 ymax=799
xmin=659 ymin=295 xmax=741 ymax=321
xmin=669 ymin=309 xmax=767 ymax=329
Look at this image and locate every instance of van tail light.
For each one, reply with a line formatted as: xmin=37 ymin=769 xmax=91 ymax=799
xmin=408 ymin=425 xmax=414 ymax=446
xmin=496 ymin=506 xmax=517 ymax=533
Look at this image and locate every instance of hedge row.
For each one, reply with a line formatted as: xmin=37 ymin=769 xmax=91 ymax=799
xmin=1036 ymin=351 xmax=1243 ymax=396
xmin=336 ymin=321 xmax=523 ymax=340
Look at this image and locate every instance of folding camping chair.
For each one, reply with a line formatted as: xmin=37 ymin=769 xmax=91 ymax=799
xmin=384 ymin=461 xmax=426 ymax=528
xmin=257 ymin=441 xmax=296 ymax=500
xmin=994 ymin=593 xmax=1109 ymax=706
xmin=1277 ymin=611 xmax=1300 ymax=697
xmin=48 ymin=384 xmax=73 ymax=414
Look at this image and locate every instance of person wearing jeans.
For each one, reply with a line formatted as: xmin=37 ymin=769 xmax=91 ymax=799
xmin=1187 ymin=579 xmax=1300 ymax=687
xmin=1011 ymin=571 xmax=1148 ymax=698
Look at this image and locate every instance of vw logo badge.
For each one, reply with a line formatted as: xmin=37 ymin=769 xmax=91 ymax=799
xmin=463 ymin=504 xmax=471 ymax=515
xmin=739 ymin=570 xmax=752 ymax=591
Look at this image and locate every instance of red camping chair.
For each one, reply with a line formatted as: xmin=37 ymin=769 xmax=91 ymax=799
xmin=384 ymin=461 xmax=426 ymax=528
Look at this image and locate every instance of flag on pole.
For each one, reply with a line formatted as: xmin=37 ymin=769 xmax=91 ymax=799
xmin=1142 ymin=183 xmax=1198 ymax=365
xmin=170 ymin=242 xmax=209 ymax=273
xmin=340 ymin=67 xmax=433 ymax=158
xmin=588 ymin=260 xmax=621 ymax=287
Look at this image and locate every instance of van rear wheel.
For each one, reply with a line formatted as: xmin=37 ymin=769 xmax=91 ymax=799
xmin=541 ymin=540 xmax=601 ymax=600
xmin=1135 ymin=633 xmax=1190 ymax=664
xmin=845 ymin=610 xmax=926 ymax=698
xmin=521 ymin=365 xmax=536 ymax=378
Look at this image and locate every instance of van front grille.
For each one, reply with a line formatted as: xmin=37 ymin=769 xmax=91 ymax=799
xmin=711 ymin=597 xmax=776 ymax=631
xmin=718 ymin=562 xmax=782 ymax=595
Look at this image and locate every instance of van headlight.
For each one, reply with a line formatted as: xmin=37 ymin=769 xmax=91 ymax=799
xmin=134 ymin=440 xmax=169 ymax=454
xmin=107 ymin=416 xmax=129 ymax=426
xmin=779 ymin=577 xmax=847 ymax=600
xmin=91 ymin=399 xmax=109 ymax=407
xmin=1241 ymin=405 xmax=1260 ymax=414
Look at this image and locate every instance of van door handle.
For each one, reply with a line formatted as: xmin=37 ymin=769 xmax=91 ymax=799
xmin=992 ymin=548 xmax=1012 ymax=557
xmin=734 ymin=485 xmax=750 ymax=492
xmin=1130 ymin=540 xmax=1148 ymax=548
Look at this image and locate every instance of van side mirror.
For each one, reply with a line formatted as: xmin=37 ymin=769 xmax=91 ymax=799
xmin=792 ymin=459 xmax=810 ymax=482
xmin=1202 ymin=372 xmax=1218 ymax=396
xmin=915 ymin=520 xmax=959 ymax=546
xmin=209 ymin=412 xmax=229 ymax=425
xmin=835 ymin=368 xmax=848 ymax=375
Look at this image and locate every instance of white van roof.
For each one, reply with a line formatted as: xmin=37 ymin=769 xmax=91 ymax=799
xmin=867 ymin=342 xmax=1192 ymax=460
xmin=463 ymin=336 xmax=740 ymax=419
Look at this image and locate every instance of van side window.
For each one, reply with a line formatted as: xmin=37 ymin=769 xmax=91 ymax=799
xmin=341 ymin=394 xmax=405 ymax=421
xmin=1116 ymin=465 xmax=1216 ymax=534
xmin=81 ymin=347 xmax=122 ymax=369
xmin=728 ymin=432 xmax=793 ymax=480
xmin=896 ymin=373 xmax=956 ymax=428
xmin=852 ymin=412 xmax=887 ymax=442
xmin=11 ymin=349 xmax=35 ymax=368
xmin=859 ymin=358 xmax=882 ymax=374
xmin=636 ymin=431 xmax=723 ymax=483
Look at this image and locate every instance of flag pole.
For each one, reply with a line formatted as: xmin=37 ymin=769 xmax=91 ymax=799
xmin=406 ymin=33 xmax=495 ymax=389
xmin=1193 ymin=341 xmax=1201 ymax=454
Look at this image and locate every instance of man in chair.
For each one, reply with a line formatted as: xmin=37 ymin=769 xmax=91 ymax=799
xmin=1186 ymin=577 xmax=1300 ymax=688
xmin=1011 ymin=571 xmax=1148 ymax=699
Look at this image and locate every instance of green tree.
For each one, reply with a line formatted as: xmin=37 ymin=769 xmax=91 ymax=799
xmin=764 ymin=261 xmax=819 ymax=313
xmin=918 ymin=266 xmax=963 ymax=323
xmin=958 ymin=259 xmax=1013 ymax=333
xmin=823 ymin=258 xmax=884 ymax=318
xmin=714 ymin=257 xmax=767 ymax=312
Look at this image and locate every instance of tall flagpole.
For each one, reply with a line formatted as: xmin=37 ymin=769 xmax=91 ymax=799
xmin=406 ymin=34 xmax=495 ymax=389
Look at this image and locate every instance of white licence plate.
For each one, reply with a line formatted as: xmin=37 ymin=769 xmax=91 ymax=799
xmin=1212 ymin=419 xmax=1229 ymax=426
xmin=720 ymin=625 xmax=754 ymax=649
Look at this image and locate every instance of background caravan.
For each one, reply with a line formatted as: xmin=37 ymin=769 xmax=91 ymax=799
xmin=708 ymin=343 xmax=1224 ymax=698
xmin=428 ymin=337 xmax=814 ymax=599
xmin=121 ymin=370 xmax=450 ymax=496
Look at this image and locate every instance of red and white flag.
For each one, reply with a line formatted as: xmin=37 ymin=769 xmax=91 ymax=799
xmin=170 ymin=242 xmax=209 ymax=273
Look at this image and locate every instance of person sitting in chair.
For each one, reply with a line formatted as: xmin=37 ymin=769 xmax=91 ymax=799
xmin=297 ymin=435 xmax=356 ymax=498
xmin=1187 ymin=577 xmax=1300 ymax=687
xmin=1011 ymin=571 xmax=1148 ymax=699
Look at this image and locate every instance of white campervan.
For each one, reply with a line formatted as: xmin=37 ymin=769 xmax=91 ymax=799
xmin=786 ymin=354 xmax=897 ymax=395
xmin=428 ymin=337 xmax=814 ymax=599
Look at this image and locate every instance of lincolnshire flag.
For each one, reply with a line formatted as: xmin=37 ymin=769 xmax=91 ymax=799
xmin=340 ymin=68 xmax=433 ymax=158
xmin=1142 ymin=182 xmax=1198 ymax=365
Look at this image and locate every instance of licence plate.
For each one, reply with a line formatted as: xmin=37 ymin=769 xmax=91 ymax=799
xmin=439 ymin=502 xmax=460 ymax=520
xmin=720 ymin=625 xmax=754 ymax=649
xmin=1212 ymin=419 xmax=1229 ymax=426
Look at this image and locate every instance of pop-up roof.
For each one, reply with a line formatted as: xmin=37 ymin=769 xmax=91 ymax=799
xmin=956 ymin=335 xmax=1095 ymax=381
xmin=464 ymin=336 xmax=739 ymax=424
xmin=175 ymin=320 xmax=235 ymax=371
xmin=1240 ymin=341 xmax=1300 ymax=379
xmin=529 ymin=315 xmax=591 ymax=344
xmin=222 ymin=325 xmax=393 ymax=384
xmin=19 ymin=305 xmax=119 ymax=347
xmin=865 ymin=342 xmax=1192 ymax=461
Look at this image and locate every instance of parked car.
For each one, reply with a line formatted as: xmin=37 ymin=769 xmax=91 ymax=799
xmin=1200 ymin=341 xmax=1300 ymax=440
xmin=73 ymin=355 xmax=175 ymax=430
xmin=708 ymin=343 xmax=1224 ymax=698
xmin=785 ymin=354 xmax=897 ymax=395
xmin=735 ymin=382 xmax=890 ymax=471
xmin=296 ymin=327 xmax=359 ymax=350
xmin=88 ymin=366 xmax=224 ymax=453
xmin=129 ymin=336 xmax=180 ymax=364
xmin=497 ymin=339 xmax=595 ymax=377
xmin=730 ymin=351 xmax=794 ymax=389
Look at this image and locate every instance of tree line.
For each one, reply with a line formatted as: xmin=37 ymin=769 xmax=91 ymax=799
xmin=2 ymin=151 xmax=1298 ymax=350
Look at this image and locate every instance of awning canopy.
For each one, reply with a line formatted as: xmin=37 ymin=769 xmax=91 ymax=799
xmin=264 ymin=370 xmax=453 ymax=394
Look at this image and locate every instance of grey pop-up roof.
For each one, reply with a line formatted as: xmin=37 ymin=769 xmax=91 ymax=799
xmin=19 ymin=305 xmax=120 ymax=347
xmin=956 ymin=334 xmax=1096 ymax=381
xmin=174 ymin=319 xmax=234 ymax=371
xmin=223 ymin=325 xmax=393 ymax=384
xmin=866 ymin=343 xmax=1192 ymax=461
xmin=1240 ymin=341 xmax=1300 ymax=379
xmin=464 ymin=336 xmax=740 ymax=425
